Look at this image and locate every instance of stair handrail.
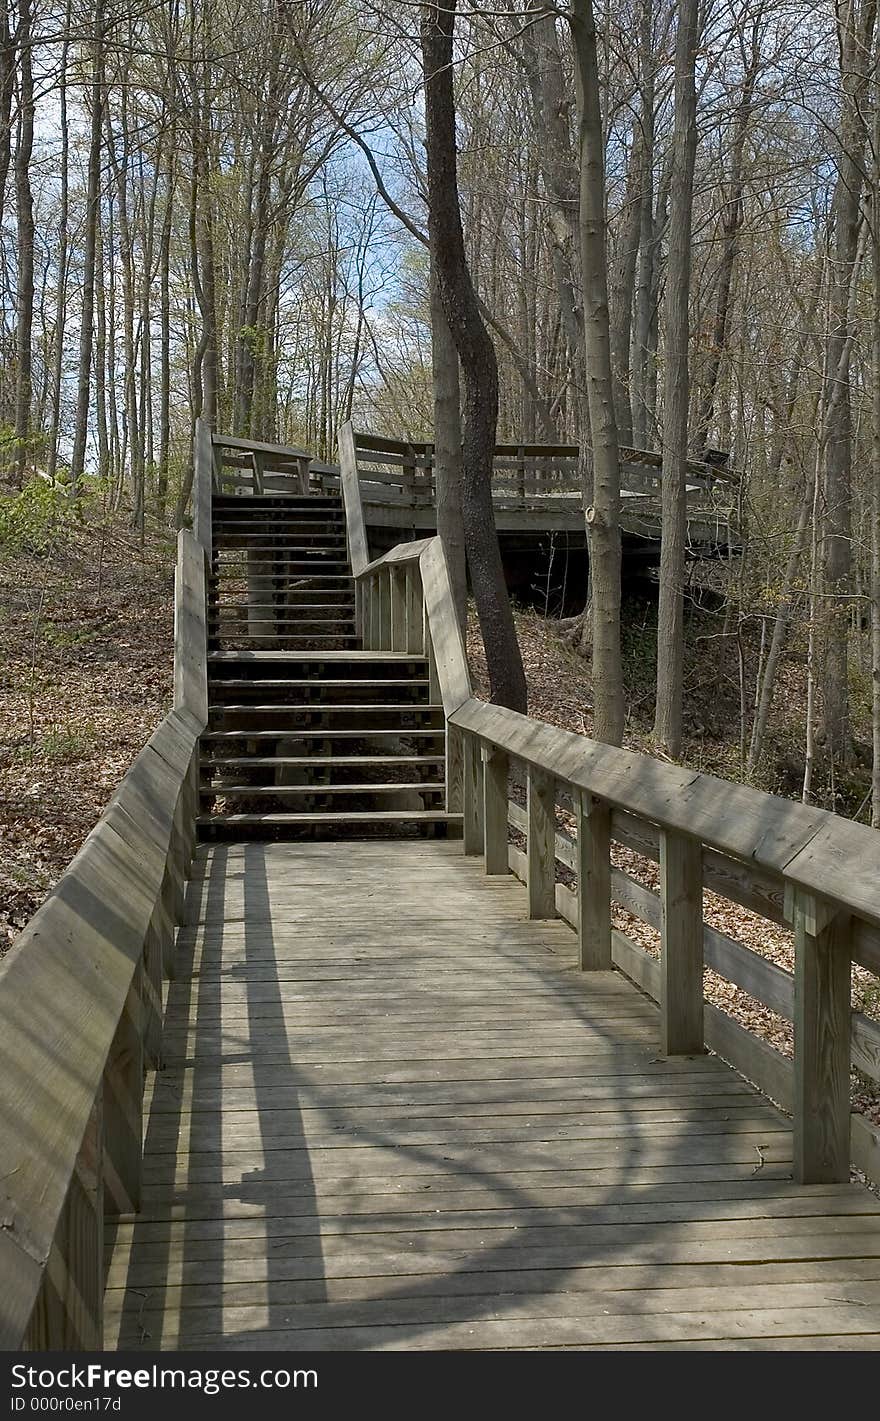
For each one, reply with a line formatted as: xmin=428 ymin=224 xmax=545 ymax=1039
xmin=0 ymin=528 xmax=209 ymax=1350
xmin=338 ymin=419 xmax=369 ymax=575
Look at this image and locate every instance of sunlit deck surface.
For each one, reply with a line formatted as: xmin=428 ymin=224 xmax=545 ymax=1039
xmin=106 ymin=841 xmax=880 ymax=1351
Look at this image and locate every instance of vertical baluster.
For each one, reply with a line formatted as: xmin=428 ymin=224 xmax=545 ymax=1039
xmin=577 ymin=791 xmax=611 ymax=969
xmin=462 ymin=733 xmax=484 ymax=855
xmin=788 ymin=887 xmax=851 ymax=1183
xmin=659 ymin=829 xmax=704 ymax=1055
xmin=527 ymin=767 xmax=556 ymax=918
xmin=482 ymin=745 xmax=509 ymax=874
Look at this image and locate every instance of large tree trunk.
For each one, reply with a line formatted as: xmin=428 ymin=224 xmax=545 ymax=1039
xmin=570 ymin=0 xmax=624 ymax=745
xmin=821 ymin=0 xmax=876 ymax=774
xmin=653 ymin=0 xmax=700 ymax=757
xmin=430 ymin=260 xmax=467 ymax=632
xmin=421 ymin=0 xmax=527 ymax=712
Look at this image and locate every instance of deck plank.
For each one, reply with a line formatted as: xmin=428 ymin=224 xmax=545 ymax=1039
xmin=106 ymin=840 xmax=880 ymax=1350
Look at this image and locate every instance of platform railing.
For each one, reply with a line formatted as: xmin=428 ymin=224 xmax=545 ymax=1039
xmin=339 ymin=446 xmax=880 ymax=1191
xmin=0 ymin=439 xmax=211 ymax=1350
xmin=337 ymin=422 xmax=740 ymax=512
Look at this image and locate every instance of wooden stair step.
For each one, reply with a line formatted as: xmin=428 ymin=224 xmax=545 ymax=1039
xmin=202 ymin=728 xmax=445 ymax=741
xmin=200 ymin=755 xmax=444 ymax=767
xmin=202 ymin=782 xmax=444 ymax=797
xmin=206 ymin=679 xmax=428 ymax=690
xmin=198 ymin=810 xmax=462 ymax=826
xmin=208 ymin=650 xmax=424 ymax=661
xmin=208 ymin=703 xmax=440 ymax=715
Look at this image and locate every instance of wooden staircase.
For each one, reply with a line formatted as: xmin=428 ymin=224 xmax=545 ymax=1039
xmin=198 ymin=491 xmax=462 ymax=838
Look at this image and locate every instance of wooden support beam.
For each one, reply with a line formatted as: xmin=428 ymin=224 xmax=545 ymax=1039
xmin=483 ymin=745 xmax=510 ymax=874
xmin=527 ymin=767 xmax=556 ymax=919
xmin=660 ymin=828 xmax=704 ymax=1055
xmin=788 ymin=886 xmax=852 ymax=1183
xmin=463 ymin=734 xmax=484 ymax=855
xmin=577 ymin=790 xmax=611 ymax=969
xmin=378 ymin=570 xmax=391 ymax=649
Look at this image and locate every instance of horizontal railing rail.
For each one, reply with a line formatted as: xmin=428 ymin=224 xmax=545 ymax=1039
xmin=0 ymin=439 xmax=211 ymax=1350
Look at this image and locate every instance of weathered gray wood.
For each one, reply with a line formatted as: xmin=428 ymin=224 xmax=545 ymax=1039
xmin=419 ymin=539 xmax=471 ymax=715
xmin=338 ymin=420 xmax=370 ymax=575
xmin=660 ymin=829 xmax=704 ymax=1056
xmin=527 ymin=768 xmax=556 ymax=920
xmin=789 ymin=889 xmax=852 ymax=1184
xmin=173 ymin=530 xmax=208 ymax=727
xmin=193 ymin=418 xmax=212 ymax=559
xmin=462 ymin=733 xmax=484 ymax=856
xmin=446 ymin=722 xmax=463 ymax=814
xmin=483 ymin=746 xmax=510 ymax=875
xmin=577 ymin=791 xmax=611 ymax=970
xmin=103 ymin=971 xmax=144 ymax=1215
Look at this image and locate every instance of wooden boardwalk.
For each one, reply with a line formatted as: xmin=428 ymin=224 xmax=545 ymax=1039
xmin=105 ymin=840 xmax=880 ymax=1351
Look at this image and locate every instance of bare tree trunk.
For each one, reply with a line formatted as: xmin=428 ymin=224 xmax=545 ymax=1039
xmin=13 ymin=0 xmax=35 ymax=484
xmin=70 ymin=0 xmax=104 ymax=490
xmin=421 ymin=0 xmax=527 ymax=712
xmin=46 ymin=4 xmax=71 ymax=484
xmin=632 ymin=0 xmax=656 ymax=448
xmin=653 ymin=0 xmax=700 ymax=757
xmin=570 ymin=0 xmax=623 ymax=745
xmin=821 ymin=0 xmax=876 ymax=775
xmin=431 ymin=260 xmax=467 ymax=631
xmin=609 ymin=128 xmax=643 ymax=447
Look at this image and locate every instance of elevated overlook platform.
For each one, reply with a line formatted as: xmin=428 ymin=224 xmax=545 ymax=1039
xmin=210 ymin=428 xmax=740 ymax=607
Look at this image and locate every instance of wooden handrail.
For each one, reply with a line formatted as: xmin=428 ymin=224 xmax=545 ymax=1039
xmin=356 ymin=527 xmax=880 ymax=1189
xmin=0 ymin=530 xmax=208 ymax=1349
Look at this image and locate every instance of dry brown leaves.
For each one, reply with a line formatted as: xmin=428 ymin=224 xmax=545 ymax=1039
xmin=0 ymin=513 xmax=174 ymax=952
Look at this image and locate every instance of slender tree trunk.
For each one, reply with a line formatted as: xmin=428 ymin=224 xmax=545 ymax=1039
xmin=609 ymin=128 xmax=644 ymax=448
xmin=653 ymin=0 xmax=700 ymax=757
xmin=570 ymin=0 xmax=624 ymax=745
xmin=13 ymin=0 xmax=35 ymax=484
xmin=70 ymin=0 xmax=104 ymax=489
xmin=632 ymin=0 xmax=656 ymax=449
xmin=421 ymin=0 xmax=527 ymax=712
xmin=431 ymin=260 xmax=467 ymax=631
xmin=46 ymin=7 xmax=71 ymax=484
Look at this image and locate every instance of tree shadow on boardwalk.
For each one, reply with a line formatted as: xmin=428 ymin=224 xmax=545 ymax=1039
xmin=109 ymin=840 xmax=856 ymax=1352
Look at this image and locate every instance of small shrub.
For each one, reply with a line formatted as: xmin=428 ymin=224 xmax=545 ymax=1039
xmin=0 ymin=478 xmax=70 ymax=555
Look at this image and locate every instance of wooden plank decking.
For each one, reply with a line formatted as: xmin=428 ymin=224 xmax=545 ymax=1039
xmin=105 ymin=841 xmax=880 ymax=1350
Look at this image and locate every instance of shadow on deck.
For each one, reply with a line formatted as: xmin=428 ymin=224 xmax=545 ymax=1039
xmin=106 ymin=841 xmax=880 ymax=1351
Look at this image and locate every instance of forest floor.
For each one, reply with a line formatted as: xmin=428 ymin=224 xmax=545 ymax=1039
xmin=0 ymin=504 xmax=174 ymax=950
xmin=1 ymin=509 xmax=877 ymax=1129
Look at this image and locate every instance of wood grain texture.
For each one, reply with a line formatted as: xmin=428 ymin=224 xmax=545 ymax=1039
xmin=577 ymin=792 xmax=611 ymax=970
xmin=337 ymin=420 xmax=370 ymax=575
xmin=527 ymin=768 xmax=556 ymax=920
xmin=483 ymin=746 xmax=510 ymax=875
xmin=790 ymin=890 xmax=852 ymax=1184
xmin=660 ymin=830 xmax=704 ymax=1057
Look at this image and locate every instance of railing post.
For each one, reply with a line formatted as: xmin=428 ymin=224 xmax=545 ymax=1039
xmin=462 ymin=733 xmax=484 ymax=855
xmin=659 ymin=828 xmax=704 ymax=1055
xmin=445 ymin=722 xmax=463 ymax=812
xmin=482 ymin=745 xmax=509 ymax=874
xmin=527 ymin=767 xmax=556 ymax=918
xmin=787 ymin=887 xmax=852 ymax=1183
xmin=390 ymin=565 xmax=407 ymax=651
xmin=405 ymin=564 xmax=423 ymax=653
xmin=378 ymin=568 xmax=392 ymax=649
xmin=577 ymin=790 xmax=611 ymax=969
